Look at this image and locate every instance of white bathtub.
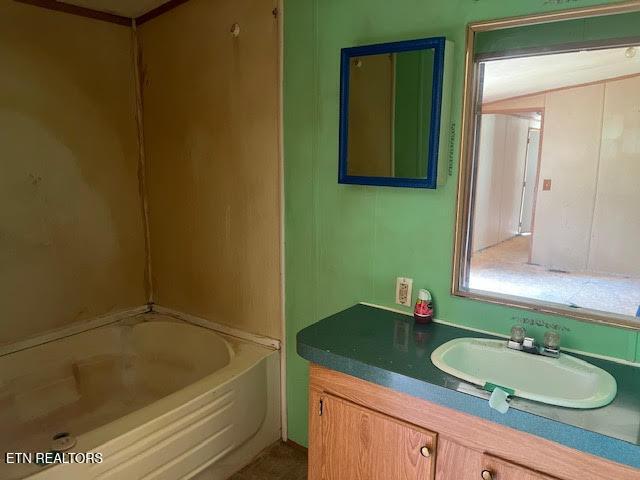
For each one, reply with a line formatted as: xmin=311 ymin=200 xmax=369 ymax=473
xmin=0 ymin=314 xmax=281 ymax=480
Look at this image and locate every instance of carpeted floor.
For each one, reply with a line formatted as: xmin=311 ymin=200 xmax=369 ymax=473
xmin=470 ymin=236 xmax=640 ymax=317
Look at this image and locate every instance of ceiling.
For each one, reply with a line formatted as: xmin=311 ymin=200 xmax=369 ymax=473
xmin=56 ymin=0 xmax=172 ymax=18
xmin=482 ymin=46 xmax=640 ymax=103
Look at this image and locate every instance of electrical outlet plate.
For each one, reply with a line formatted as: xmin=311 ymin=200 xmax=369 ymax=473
xmin=395 ymin=277 xmax=413 ymax=306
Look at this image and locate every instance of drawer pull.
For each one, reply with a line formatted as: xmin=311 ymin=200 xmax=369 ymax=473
xmin=419 ymin=446 xmax=431 ymax=458
xmin=481 ymin=470 xmax=494 ymax=480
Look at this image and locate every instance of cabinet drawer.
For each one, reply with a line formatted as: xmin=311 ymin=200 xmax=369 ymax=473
xmin=480 ymin=454 xmax=562 ymax=480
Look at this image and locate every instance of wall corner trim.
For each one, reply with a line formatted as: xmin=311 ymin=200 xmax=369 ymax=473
xmin=152 ymin=305 xmax=282 ymax=350
xmin=14 ymin=0 xmax=131 ymax=26
xmin=135 ymin=0 xmax=191 ymax=25
xmin=0 ymin=305 xmax=150 ymax=357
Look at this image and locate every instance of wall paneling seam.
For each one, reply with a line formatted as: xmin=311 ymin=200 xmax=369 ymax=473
xmin=278 ymin=0 xmax=288 ymax=442
xmin=131 ymin=21 xmax=155 ymax=306
xmin=584 ymin=83 xmax=606 ymax=273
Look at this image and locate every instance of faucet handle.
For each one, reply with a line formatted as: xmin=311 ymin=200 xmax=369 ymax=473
xmin=544 ymin=330 xmax=561 ymax=351
xmin=510 ymin=325 xmax=526 ymax=344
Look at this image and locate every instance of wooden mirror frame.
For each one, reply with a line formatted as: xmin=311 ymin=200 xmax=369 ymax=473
xmin=452 ymin=0 xmax=640 ymax=331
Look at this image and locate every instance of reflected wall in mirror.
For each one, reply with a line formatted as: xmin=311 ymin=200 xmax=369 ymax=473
xmin=455 ymin=6 xmax=640 ymax=329
xmin=339 ymin=38 xmax=450 ymax=188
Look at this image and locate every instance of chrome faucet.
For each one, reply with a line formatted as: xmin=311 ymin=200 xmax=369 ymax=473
xmin=507 ymin=326 xmax=561 ymax=358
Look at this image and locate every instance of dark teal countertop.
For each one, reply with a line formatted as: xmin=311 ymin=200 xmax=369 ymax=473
xmin=297 ymin=304 xmax=640 ymax=469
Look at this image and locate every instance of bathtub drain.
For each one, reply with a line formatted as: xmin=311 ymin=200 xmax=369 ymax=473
xmin=51 ymin=432 xmax=76 ymax=452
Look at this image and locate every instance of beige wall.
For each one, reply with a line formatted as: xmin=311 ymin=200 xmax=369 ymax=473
xmin=530 ymin=78 xmax=640 ymax=275
xmin=473 ymin=114 xmax=531 ymax=252
xmin=140 ymin=0 xmax=282 ymax=339
xmin=0 ymin=2 xmax=147 ymax=346
xmin=531 ymin=83 xmax=605 ymax=271
xmin=588 ymin=76 xmax=640 ymax=276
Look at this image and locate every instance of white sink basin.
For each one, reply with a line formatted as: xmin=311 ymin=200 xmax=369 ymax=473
xmin=431 ymin=338 xmax=617 ymax=409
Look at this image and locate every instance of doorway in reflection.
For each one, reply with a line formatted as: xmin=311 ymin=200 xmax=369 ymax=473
xmin=468 ymin=46 xmax=640 ymax=317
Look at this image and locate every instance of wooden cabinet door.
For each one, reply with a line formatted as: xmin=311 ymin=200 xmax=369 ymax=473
xmin=480 ymin=454 xmax=562 ymax=480
xmin=309 ymin=390 xmax=437 ymax=480
xmin=435 ymin=438 xmax=483 ymax=480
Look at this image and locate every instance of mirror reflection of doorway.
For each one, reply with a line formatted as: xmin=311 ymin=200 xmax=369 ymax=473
xmin=462 ymin=43 xmax=640 ymax=319
xmin=471 ymin=110 xmax=542 ymax=266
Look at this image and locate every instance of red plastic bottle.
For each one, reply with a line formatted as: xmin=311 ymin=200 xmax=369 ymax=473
xmin=414 ymin=289 xmax=433 ymax=324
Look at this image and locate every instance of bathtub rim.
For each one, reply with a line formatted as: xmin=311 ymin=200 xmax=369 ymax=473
xmin=18 ymin=317 xmax=279 ymax=479
xmin=128 ymin=316 xmax=238 ymax=366
xmin=79 ymin=328 xmax=277 ymax=451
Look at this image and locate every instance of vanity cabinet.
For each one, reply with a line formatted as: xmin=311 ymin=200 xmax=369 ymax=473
xmin=308 ymin=364 xmax=640 ymax=480
xmin=309 ymin=390 xmax=436 ymax=480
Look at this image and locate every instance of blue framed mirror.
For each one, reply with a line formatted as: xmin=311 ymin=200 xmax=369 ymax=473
xmin=339 ymin=37 xmax=449 ymax=188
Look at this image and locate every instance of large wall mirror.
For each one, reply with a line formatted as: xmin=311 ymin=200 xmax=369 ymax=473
xmin=338 ymin=38 xmax=451 ymax=188
xmin=454 ymin=4 xmax=640 ymax=329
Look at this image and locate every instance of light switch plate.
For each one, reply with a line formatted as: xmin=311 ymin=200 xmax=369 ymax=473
xmin=395 ymin=277 xmax=413 ymax=306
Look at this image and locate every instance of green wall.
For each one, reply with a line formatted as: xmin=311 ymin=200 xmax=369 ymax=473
xmin=393 ymin=50 xmax=433 ymax=178
xmin=284 ymin=0 xmax=639 ymax=447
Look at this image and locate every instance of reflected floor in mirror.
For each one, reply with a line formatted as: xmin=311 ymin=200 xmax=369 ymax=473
xmin=470 ymin=236 xmax=640 ymax=317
